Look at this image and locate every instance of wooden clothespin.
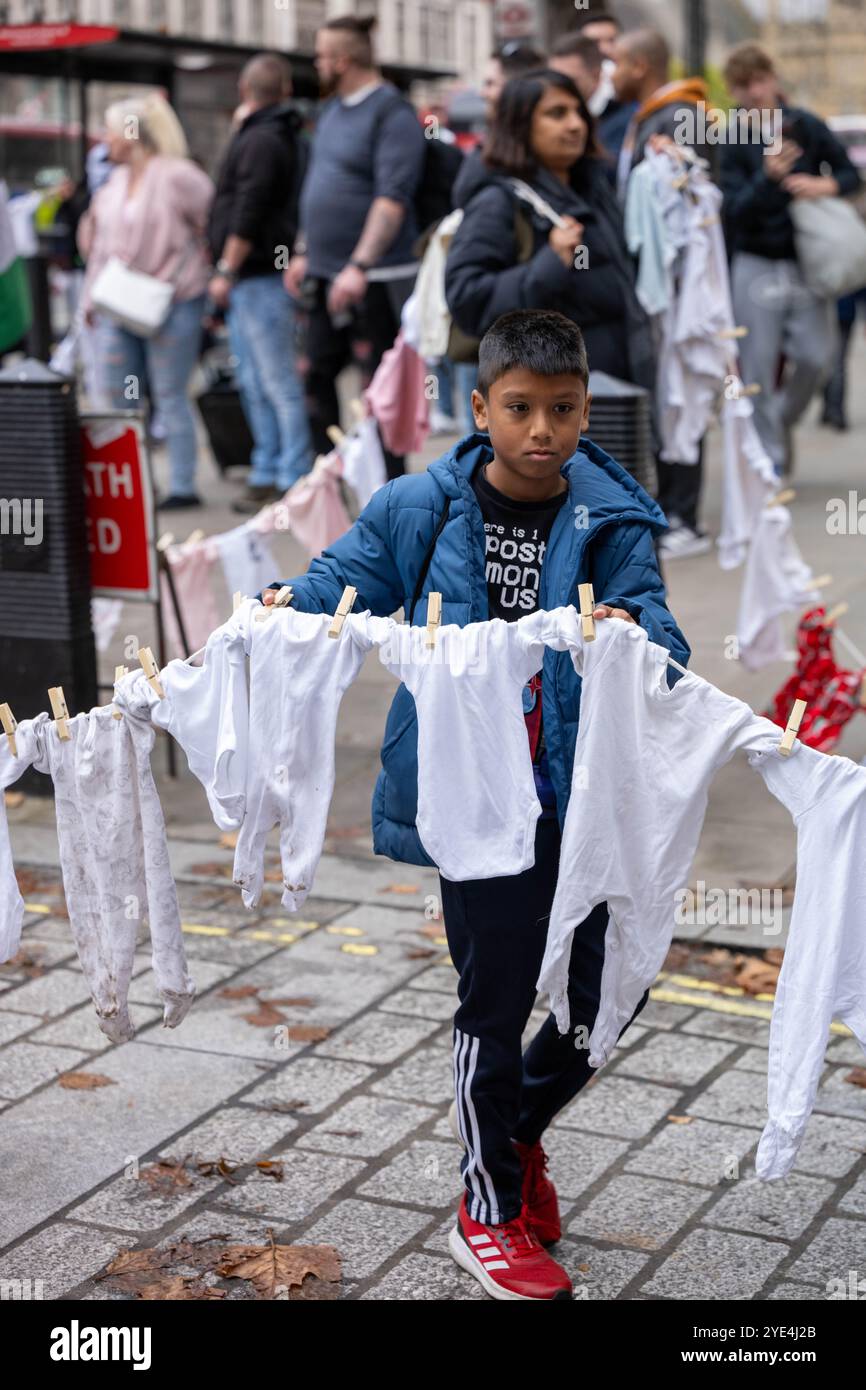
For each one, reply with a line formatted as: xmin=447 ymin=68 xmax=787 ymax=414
xmin=326 ymin=425 xmax=346 ymax=449
xmin=186 ymin=528 xmax=205 ymax=547
xmin=779 ymin=698 xmax=807 ymax=757
xmin=138 ymin=647 xmax=165 ymax=699
xmin=254 ymin=585 xmax=293 ymax=622
xmin=156 ymin=532 xmax=175 ymax=553
xmin=0 ymin=702 xmax=18 ymax=757
xmin=717 ymin=326 xmax=749 ymax=339
xmin=810 ymin=574 xmax=833 ymax=590
xmin=742 ymin=383 xmax=762 ymax=396
xmin=824 ymin=601 xmax=849 ymax=626
xmin=232 ymin=592 xmax=247 ymax=613
xmin=48 ymin=687 xmax=71 ymax=741
xmin=112 ymin=665 xmax=128 ymax=720
xmin=578 ymin=583 xmax=596 ymax=643
xmin=328 ymin=585 xmax=357 ymax=638
xmin=698 ymin=214 xmax=718 ymax=228
xmin=426 ymin=592 xmax=442 ymax=649
xmin=349 ymin=398 xmax=365 ymax=423
xmin=766 ymin=488 xmax=796 ymax=508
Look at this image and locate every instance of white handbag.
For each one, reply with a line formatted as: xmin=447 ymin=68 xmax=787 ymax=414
xmin=90 ymin=256 xmax=177 ymax=337
xmin=790 ymin=196 xmax=866 ymax=300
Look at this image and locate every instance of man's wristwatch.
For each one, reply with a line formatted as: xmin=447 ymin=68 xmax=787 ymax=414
xmin=215 ymin=259 xmax=239 ymax=282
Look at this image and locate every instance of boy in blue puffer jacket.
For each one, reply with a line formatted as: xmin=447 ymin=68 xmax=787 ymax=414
xmin=261 ymin=308 xmax=690 ymax=1301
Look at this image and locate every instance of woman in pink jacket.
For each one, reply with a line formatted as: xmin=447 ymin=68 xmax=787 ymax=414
xmin=79 ymin=93 xmax=214 ymax=508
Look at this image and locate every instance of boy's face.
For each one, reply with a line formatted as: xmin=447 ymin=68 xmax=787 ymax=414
xmin=471 ymin=369 xmax=590 ymax=493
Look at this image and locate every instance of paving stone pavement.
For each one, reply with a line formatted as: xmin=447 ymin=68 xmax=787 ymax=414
xmin=1 ymin=856 xmax=865 ymax=1303
xmin=3 ymin=356 xmax=866 ymax=1302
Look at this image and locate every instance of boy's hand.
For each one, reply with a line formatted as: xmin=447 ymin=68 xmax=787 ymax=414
xmin=261 ymin=589 xmax=277 ymax=606
xmin=593 ymin=604 xmax=636 ymax=624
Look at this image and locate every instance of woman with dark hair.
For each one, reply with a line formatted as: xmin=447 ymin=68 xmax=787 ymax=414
xmin=445 ymin=67 xmax=655 ymax=394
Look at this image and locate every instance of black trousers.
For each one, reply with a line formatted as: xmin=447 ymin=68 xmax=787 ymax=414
xmin=304 ymin=274 xmax=416 ymax=480
xmin=439 ymin=814 xmax=650 ymax=1226
xmin=655 ymin=436 xmax=704 ymax=532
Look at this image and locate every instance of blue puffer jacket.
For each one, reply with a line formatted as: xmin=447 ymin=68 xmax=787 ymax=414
xmin=266 ymin=433 xmax=691 ymax=868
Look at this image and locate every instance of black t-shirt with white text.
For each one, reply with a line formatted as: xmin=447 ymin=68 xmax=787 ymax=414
xmin=471 ymin=463 xmax=570 ymax=817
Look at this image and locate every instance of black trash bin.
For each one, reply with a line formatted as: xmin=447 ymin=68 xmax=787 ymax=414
xmin=0 ymin=359 xmax=97 ymax=794
xmin=585 ymin=370 xmax=657 ymax=497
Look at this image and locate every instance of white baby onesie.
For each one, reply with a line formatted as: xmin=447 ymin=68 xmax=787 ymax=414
xmin=746 ymin=739 xmax=866 ymax=1180
xmin=536 ymin=618 xmax=778 ymax=1063
xmin=114 ymin=599 xmax=255 ymax=831
xmin=736 ymin=504 xmax=820 ymax=671
xmin=232 ymin=607 xmax=395 ymax=911
xmin=34 ymin=706 xmax=195 ymax=1042
xmin=378 ymin=607 xmax=574 ymax=882
xmin=0 ymin=716 xmax=48 ymax=963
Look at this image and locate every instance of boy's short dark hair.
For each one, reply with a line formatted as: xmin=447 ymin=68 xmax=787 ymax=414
xmin=477 ymin=310 xmax=589 ymax=396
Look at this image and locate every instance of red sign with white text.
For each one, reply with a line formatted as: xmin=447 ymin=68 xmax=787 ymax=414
xmin=82 ymin=419 xmax=158 ymax=601
xmin=0 ymin=24 xmax=119 ymax=50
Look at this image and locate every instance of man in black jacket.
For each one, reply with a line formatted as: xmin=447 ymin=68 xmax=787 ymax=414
xmin=720 ymin=42 xmax=859 ymax=476
xmin=208 ymin=52 xmax=313 ymax=512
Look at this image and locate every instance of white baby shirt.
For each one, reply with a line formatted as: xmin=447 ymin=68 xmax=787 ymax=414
xmin=536 ymin=617 xmax=777 ymax=1063
xmin=747 ymin=738 xmax=866 ymax=1180
xmin=0 ymin=715 xmax=47 ymax=963
xmin=114 ymin=599 xmax=254 ymax=831
xmin=34 ymin=706 xmax=195 ymax=1042
xmin=378 ymin=607 xmax=575 ymax=882
xmin=736 ymin=503 xmax=821 ymax=672
xmin=232 ymin=607 xmax=395 ymax=911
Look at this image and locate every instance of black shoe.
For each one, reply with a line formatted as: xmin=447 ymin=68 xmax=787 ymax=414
xmin=232 ymin=485 xmax=281 ymax=514
xmin=156 ymin=493 xmax=202 ymax=510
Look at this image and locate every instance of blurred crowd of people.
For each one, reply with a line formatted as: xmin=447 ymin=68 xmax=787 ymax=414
xmin=9 ymin=9 xmax=863 ymax=545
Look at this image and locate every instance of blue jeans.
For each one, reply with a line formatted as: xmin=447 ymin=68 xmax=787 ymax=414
xmin=94 ymin=293 xmax=205 ymax=498
xmin=227 ymin=274 xmax=313 ymax=491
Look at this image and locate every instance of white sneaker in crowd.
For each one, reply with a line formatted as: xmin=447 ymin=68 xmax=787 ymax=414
xmin=658 ymin=522 xmax=712 ymax=559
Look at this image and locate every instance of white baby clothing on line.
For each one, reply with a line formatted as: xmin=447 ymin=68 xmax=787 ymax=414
xmin=378 ymin=607 xmax=575 ymax=882
xmin=232 ymin=607 xmax=395 ymax=911
xmin=535 ymin=617 xmax=778 ymax=1063
xmin=339 ymin=414 xmax=388 ymax=510
xmin=736 ymin=503 xmax=820 ymax=671
xmin=214 ymin=521 xmax=279 ymax=603
xmin=0 ymin=716 xmax=47 ymax=963
xmin=33 ymin=706 xmax=195 ymax=1042
xmin=114 ymin=600 xmax=255 ymax=832
xmin=746 ymin=738 xmax=866 ymax=1180
xmin=717 ymin=387 xmax=777 ymax=571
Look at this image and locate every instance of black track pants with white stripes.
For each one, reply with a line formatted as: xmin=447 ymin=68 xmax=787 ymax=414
xmin=439 ymin=813 xmax=649 ymax=1227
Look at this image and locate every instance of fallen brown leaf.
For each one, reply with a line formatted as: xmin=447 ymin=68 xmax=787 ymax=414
xmin=217 ymin=1230 xmax=341 ymax=1298
xmin=241 ymin=1002 xmax=289 ymax=1028
xmin=844 ymin=1067 xmax=866 ymax=1089
xmin=219 ymin=984 xmax=261 ymax=999
xmin=58 ymin=1072 xmax=116 ymax=1090
xmin=286 ymin=1024 xmax=330 ymax=1042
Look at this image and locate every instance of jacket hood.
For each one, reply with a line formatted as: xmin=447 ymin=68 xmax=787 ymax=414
xmin=636 ymin=78 xmax=708 ymax=124
xmin=452 ymin=149 xmax=503 ymax=210
xmin=428 ymin=431 xmax=669 ymax=533
xmin=240 ymin=101 xmax=302 ymax=137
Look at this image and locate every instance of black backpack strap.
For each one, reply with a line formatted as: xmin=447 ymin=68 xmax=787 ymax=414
xmin=408 ymin=498 xmax=451 ymax=625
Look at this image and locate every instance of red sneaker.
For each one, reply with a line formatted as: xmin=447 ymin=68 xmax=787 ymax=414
xmin=449 ymin=1194 xmax=573 ymax=1301
xmin=448 ymin=1100 xmax=562 ymax=1246
xmin=514 ymin=1139 xmax=562 ymax=1246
